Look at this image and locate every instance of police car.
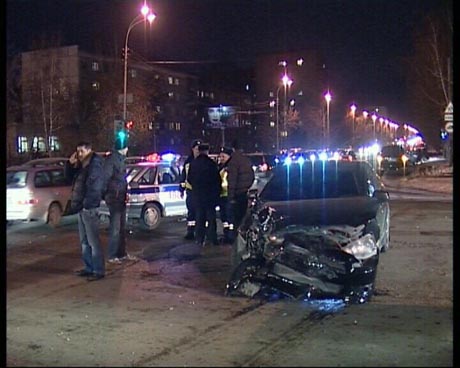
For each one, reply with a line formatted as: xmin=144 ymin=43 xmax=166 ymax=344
xmin=99 ymin=153 xmax=187 ymax=231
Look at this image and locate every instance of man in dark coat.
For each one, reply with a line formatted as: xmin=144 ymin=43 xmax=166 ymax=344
xmin=65 ymin=141 xmax=105 ymax=281
xmin=226 ymin=140 xmax=255 ymax=242
xmin=179 ymin=139 xmax=201 ymax=240
xmin=103 ymin=136 xmax=131 ymax=264
xmin=187 ymin=143 xmax=222 ymax=246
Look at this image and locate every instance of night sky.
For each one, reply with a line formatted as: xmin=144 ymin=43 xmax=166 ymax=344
xmin=6 ymin=0 xmax=450 ymax=129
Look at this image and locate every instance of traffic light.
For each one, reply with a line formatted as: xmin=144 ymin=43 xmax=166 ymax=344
xmin=114 ymin=119 xmax=128 ymax=147
xmin=126 ymin=120 xmax=134 ymax=130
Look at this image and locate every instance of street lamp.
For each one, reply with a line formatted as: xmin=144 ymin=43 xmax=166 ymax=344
xmin=123 ymin=5 xmax=156 ymax=121
xmin=350 ymin=103 xmax=357 ymax=147
xmin=371 ymin=113 xmax=377 ymax=141
xmin=275 ymin=74 xmax=293 ymax=152
xmin=324 ymin=91 xmax=332 ymax=148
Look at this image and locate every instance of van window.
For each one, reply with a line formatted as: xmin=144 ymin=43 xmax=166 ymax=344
xmin=7 ymin=170 xmax=28 ymax=187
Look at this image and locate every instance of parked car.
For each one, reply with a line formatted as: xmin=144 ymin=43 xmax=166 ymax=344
xmin=226 ymin=159 xmax=390 ymax=304
xmin=244 ymin=153 xmax=278 ymax=179
xmin=98 ymin=159 xmax=186 ymax=231
xmin=7 ymin=164 xmax=73 ymax=227
xmin=377 ymin=144 xmax=415 ymax=175
xmin=21 ymin=157 xmax=69 ymax=168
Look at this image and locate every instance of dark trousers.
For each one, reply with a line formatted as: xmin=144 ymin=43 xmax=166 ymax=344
xmin=195 ymin=203 xmax=218 ymax=244
xmin=185 ymin=190 xmax=196 ymax=233
xmin=107 ymin=202 xmax=127 ymax=259
xmin=219 ymin=196 xmax=230 ymax=241
xmin=228 ymin=192 xmax=248 ymax=230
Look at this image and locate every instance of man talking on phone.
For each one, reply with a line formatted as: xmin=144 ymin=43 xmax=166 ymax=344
xmin=65 ymin=141 xmax=106 ymax=281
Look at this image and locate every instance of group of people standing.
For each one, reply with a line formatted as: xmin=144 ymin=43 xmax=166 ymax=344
xmin=64 ymin=136 xmax=254 ymax=282
xmin=180 ymin=139 xmax=255 ymax=247
xmin=64 ymin=137 xmax=132 ymax=282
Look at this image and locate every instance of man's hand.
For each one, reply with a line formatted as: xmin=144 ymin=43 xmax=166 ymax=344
xmin=69 ymin=152 xmax=78 ymax=165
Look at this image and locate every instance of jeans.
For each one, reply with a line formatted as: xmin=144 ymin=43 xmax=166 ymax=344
xmin=77 ymin=208 xmax=105 ymax=276
xmin=107 ymin=202 xmax=127 ymax=259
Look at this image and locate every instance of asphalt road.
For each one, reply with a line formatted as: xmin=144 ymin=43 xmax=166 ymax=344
xmin=6 ymin=186 xmax=453 ymax=366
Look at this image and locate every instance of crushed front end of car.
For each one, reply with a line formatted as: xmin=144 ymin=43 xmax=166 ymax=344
xmin=226 ymin=195 xmax=379 ymax=304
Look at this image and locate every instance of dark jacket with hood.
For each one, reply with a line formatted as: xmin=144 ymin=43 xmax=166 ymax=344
xmin=65 ymin=152 xmax=105 ymax=213
xmin=226 ymin=149 xmax=255 ymax=201
xmin=103 ymin=150 xmax=127 ymax=206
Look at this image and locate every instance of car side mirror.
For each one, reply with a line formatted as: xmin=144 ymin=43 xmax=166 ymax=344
xmin=373 ymin=190 xmax=390 ymax=202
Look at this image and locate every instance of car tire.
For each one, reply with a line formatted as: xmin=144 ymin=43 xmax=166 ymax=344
xmin=47 ymin=202 xmax=63 ymax=228
xmin=140 ymin=203 xmax=161 ymax=231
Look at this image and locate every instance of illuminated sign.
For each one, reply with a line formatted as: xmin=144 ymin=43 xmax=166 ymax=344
xmin=207 ymin=105 xmax=239 ymax=128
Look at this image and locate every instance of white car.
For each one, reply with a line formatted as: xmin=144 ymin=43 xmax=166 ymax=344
xmin=99 ymin=159 xmax=186 ymax=231
xmin=7 ymin=164 xmax=72 ymax=227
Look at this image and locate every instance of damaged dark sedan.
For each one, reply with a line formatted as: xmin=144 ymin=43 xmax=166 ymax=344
xmin=226 ymin=159 xmax=390 ymax=304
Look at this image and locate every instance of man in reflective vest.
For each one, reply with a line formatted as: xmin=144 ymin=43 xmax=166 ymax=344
xmin=218 ymin=146 xmax=233 ymax=244
xmin=180 ymin=139 xmax=201 ymax=240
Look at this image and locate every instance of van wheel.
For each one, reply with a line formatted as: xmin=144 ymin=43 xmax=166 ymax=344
xmin=141 ymin=203 xmax=161 ymax=231
xmin=47 ymin=203 xmax=63 ymax=228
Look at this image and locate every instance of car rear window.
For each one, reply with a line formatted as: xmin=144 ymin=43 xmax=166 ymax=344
xmin=7 ymin=170 xmax=28 ymax=187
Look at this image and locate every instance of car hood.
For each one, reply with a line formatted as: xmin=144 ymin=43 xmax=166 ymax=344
xmin=263 ymin=196 xmax=380 ymax=227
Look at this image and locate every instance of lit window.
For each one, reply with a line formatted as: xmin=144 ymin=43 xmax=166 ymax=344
xmin=31 ymin=136 xmax=46 ymax=152
xmin=168 ymin=122 xmax=181 ymax=131
xmin=92 ymin=62 xmax=99 ymax=71
xmin=92 ymin=81 xmax=100 ymax=90
xmin=17 ymin=136 xmax=28 ymax=153
xmin=168 ymin=92 xmax=174 ymax=98
xmin=48 ymin=136 xmax=60 ymax=151
xmin=130 ymin=69 xmax=137 ymax=78
xmin=168 ymin=77 xmax=173 ymax=85
xmin=174 ymin=78 xmax=180 ymax=85
xmin=270 ymin=121 xmax=275 ymax=128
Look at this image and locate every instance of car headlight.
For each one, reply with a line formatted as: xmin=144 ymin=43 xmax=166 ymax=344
xmin=342 ymin=233 xmax=378 ymax=260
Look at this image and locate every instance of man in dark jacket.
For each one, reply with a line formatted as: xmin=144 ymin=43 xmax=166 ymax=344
xmin=103 ymin=136 xmax=131 ymax=264
xmin=65 ymin=141 xmax=106 ymax=281
xmin=179 ymin=139 xmax=201 ymax=240
xmin=226 ymin=140 xmax=255 ymax=242
xmin=187 ymin=143 xmax=221 ymax=246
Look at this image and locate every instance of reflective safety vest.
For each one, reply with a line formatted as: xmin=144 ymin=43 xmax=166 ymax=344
xmin=180 ymin=162 xmax=193 ymax=191
xmin=220 ymin=166 xmax=228 ymax=197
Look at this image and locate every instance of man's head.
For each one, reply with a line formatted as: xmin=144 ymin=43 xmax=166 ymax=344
xmin=191 ymin=139 xmax=202 ymax=158
xmin=75 ymin=141 xmax=93 ymax=161
xmin=198 ymin=143 xmax=210 ymax=155
xmin=114 ymin=136 xmax=129 ymax=156
xmin=219 ymin=146 xmax=233 ymax=165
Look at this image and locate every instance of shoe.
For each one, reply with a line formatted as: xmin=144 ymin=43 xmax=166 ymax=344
xmin=107 ymin=258 xmax=122 ymax=265
xmin=75 ymin=269 xmax=93 ymax=277
xmin=87 ymin=274 xmax=105 ymax=282
xmin=120 ymin=254 xmax=138 ymax=261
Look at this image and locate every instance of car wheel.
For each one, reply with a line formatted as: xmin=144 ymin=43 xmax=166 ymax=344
xmin=141 ymin=203 xmax=161 ymax=231
xmin=47 ymin=202 xmax=63 ymax=228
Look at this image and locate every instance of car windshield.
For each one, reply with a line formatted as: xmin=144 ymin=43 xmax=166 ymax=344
xmin=7 ymin=170 xmax=28 ymax=187
xmin=381 ymin=145 xmax=404 ymax=157
xmin=260 ymin=162 xmax=364 ymax=201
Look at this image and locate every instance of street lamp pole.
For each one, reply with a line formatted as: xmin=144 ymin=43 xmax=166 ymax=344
xmin=350 ymin=103 xmax=356 ymax=147
xmin=275 ymin=86 xmax=281 ymax=153
xmin=324 ymin=91 xmax=332 ymax=148
xmin=371 ymin=113 xmax=377 ymax=142
xmin=123 ymin=7 xmax=156 ymax=122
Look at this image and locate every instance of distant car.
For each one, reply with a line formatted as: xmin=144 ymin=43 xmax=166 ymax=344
xmin=226 ymin=160 xmax=390 ymax=304
xmin=378 ymin=145 xmax=415 ymax=175
xmin=7 ymin=164 xmax=73 ymax=227
xmin=244 ymin=153 xmax=277 ymax=179
xmin=98 ymin=159 xmax=186 ymax=231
